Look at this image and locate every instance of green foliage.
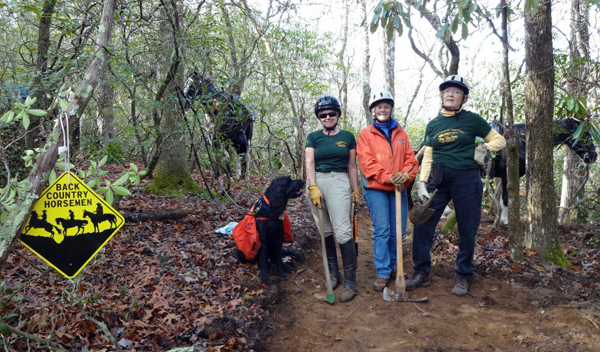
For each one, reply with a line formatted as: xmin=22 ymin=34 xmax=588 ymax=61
xmin=553 ymin=53 xmax=600 ymax=147
xmin=370 ymin=0 xmax=411 ymax=41
xmin=556 ymin=95 xmax=587 ymax=120
xmin=369 ymin=0 xmax=485 ymax=43
xmin=105 ymin=142 xmax=125 ymax=165
xmin=0 ymin=96 xmax=47 ymax=130
xmin=79 ymin=160 xmax=145 ymax=206
xmin=524 ymin=0 xmax=539 ymax=13
xmin=435 ymin=0 xmax=478 ymax=40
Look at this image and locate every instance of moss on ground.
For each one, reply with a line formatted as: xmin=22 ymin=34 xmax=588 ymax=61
xmin=142 ymin=167 xmax=201 ymax=197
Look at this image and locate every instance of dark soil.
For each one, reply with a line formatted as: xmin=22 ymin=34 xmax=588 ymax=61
xmin=3 ymin=174 xmax=599 ymax=351
xmin=255 ymin=194 xmax=600 ymax=352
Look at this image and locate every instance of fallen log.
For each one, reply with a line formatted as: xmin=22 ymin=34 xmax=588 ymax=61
xmin=123 ymin=210 xmax=189 ymax=223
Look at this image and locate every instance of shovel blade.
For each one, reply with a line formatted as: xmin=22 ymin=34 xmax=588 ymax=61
xmin=409 ymin=189 xmax=439 ymax=225
xmin=409 ymin=205 xmax=435 ymax=225
xmin=383 ymin=287 xmax=428 ymax=303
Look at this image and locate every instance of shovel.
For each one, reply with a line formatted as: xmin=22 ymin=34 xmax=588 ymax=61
xmin=383 ymin=187 xmax=428 ymax=303
xmin=408 ymin=189 xmax=439 ymax=225
xmin=350 ymin=200 xmax=359 ymax=268
xmin=318 ymin=208 xmax=335 ymax=304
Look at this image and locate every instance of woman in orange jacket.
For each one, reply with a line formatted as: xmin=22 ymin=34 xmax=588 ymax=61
xmin=357 ymin=91 xmax=419 ymax=292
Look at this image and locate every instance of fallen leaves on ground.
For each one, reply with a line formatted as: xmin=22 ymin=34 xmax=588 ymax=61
xmin=1 ymin=168 xmax=599 ymax=351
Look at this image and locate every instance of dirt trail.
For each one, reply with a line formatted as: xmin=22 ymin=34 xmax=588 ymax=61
xmin=256 ymin=204 xmax=600 ymax=352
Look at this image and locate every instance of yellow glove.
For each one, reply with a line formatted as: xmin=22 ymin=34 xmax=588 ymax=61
xmin=391 ymin=172 xmax=409 ymax=187
xmin=351 ymin=189 xmax=360 ymax=207
xmin=308 ymin=185 xmax=323 ymax=209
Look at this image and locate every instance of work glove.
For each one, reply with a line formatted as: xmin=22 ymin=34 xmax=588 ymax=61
xmin=351 ymin=189 xmax=360 ymax=208
xmin=308 ymin=185 xmax=323 ymax=209
xmin=417 ymin=181 xmax=430 ymax=203
xmin=474 ymin=144 xmax=489 ymax=169
xmin=391 ymin=172 xmax=409 ymax=187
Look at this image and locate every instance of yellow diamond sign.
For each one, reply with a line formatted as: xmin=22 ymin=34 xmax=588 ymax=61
xmin=20 ymin=172 xmax=124 ymax=278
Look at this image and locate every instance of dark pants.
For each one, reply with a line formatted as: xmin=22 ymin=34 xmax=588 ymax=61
xmin=412 ymin=165 xmax=482 ymax=280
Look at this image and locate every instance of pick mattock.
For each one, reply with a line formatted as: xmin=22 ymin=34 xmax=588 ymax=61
xmin=318 ymin=208 xmax=335 ymax=304
xmin=383 ymin=186 xmax=428 ymax=303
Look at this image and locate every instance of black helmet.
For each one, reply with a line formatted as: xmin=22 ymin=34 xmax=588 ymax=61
xmin=314 ymin=95 xmax=342 ymax=117
xmin=439 ymin=75 xmax=470 ymax=95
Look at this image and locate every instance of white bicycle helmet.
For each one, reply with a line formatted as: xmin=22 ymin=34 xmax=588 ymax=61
xmin=439 ymin=75 xmax=469 ymax=95
xmin=368 ymin=90 xmax=394 ymax=110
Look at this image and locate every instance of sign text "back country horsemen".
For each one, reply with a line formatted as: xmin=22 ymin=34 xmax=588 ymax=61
xmin=44 ymin=183 xmax=93 ymax=208
xmin=20 ymin=172 xmax=124 ymax=278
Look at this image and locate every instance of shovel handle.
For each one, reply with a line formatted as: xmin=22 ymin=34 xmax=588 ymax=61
xmin=395 ymin=187 xmax=406 ymax=292
xmin=319 ymin=209 xmax=335 ymax=304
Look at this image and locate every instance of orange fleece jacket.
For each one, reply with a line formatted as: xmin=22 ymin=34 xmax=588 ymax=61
xmin=357 ymin=124 xmax=419 ymax=191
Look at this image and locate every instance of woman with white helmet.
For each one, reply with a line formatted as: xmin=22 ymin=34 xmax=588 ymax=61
xmin=357 ymin=90 xmax=419 ymax=292
xmin=406 ymin=75 xmax=506 ymax=296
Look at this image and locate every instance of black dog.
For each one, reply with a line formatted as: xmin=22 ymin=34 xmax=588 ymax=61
xmin=254 ymin=176 xmax=304 ymax=285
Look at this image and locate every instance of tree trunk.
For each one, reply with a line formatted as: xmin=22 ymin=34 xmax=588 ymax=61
xmin=339 ymin=1 xmax=350 ymax=123
xmin=384 ymin=32 xmax=395 ymax=97
xmin=501 ymin=0 xmax=523 ymax=260
xmin=559 ymin=149 xmax=589 ymax=224
xmin=144 ymin=0 xmax=198 ymax=196
xmin=0 ymin=0 xmax=118 ymax=268
xmin=27 ymin=0 xmax=58 ymax=148
xmin=559 ymin=0 xmax=591 ymax=225
xmin=524 ymin=1 xmax=566 ymax=266
xmin=98 ymin=64 xmax=116 ymax=140
xmin=240 ymin=0 xmax=301 ymax=178
xmin=361 ymin=0 xmax=372 ymax=126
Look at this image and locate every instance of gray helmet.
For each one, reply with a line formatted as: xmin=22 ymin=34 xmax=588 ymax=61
xmin=368 ymin=91 xmax=394 ymax=110
xmin=439 ymin=75 xmax=470 ymax=95
xmin=314 ymin=95 xmax=341 ymax=117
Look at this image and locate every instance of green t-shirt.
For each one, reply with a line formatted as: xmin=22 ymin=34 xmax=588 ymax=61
xmin=305 ymin=130 xmax=356 ymax=172
xmin=424 ymin=110 xmax=491 ymax=170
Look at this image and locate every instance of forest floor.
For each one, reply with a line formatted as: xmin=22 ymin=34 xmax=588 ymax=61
xmin=2 ymin=173 xmax=600 ymax=351
xmin=260 ymin=198 xmax=600 ymax=352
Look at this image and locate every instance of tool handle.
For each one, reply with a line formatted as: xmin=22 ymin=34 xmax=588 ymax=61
xmin=319 ymin=209 xmax=335 ymax=304
xmin=395 ymin=187 xmax=406 ymax=292
xmin=351 ymin=201 xmax=359 ymax=268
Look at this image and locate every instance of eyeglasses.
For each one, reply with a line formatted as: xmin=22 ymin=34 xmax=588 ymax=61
xmin=318 ymin=112 xmax=339 ymax=119
xmin=443 ymin=89 xmax=464 ymax=95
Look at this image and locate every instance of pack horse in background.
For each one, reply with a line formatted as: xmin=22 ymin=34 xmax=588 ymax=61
xmin=489 ymin=117 xmax=597 ymax=224
xmin=183 ymin=71 xmax=256 ymax=180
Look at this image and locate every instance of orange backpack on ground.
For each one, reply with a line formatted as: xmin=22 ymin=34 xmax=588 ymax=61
xmin=232 ymin=196 xmax=293 ymax=261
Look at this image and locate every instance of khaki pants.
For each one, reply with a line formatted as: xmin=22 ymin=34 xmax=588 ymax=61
xmin=307 ymin=172 xmax=353 ymax=244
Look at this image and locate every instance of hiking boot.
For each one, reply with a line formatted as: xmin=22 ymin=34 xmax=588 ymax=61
xmin=452 ymin=275 xmax=470 ymax=296
xmin=373 ymin=277 xmax=389 ymax=292
xmin=339 ymin=286 xmax=357 ymax=303
xmin=405 ymin=271 xmax=431 ymax=291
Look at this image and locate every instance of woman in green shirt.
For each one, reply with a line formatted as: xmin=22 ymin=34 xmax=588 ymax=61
xmin=406 ymin=76 xmax=506 ymax=297
xmin=305 ymin=95 xmax=359 ymax=303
